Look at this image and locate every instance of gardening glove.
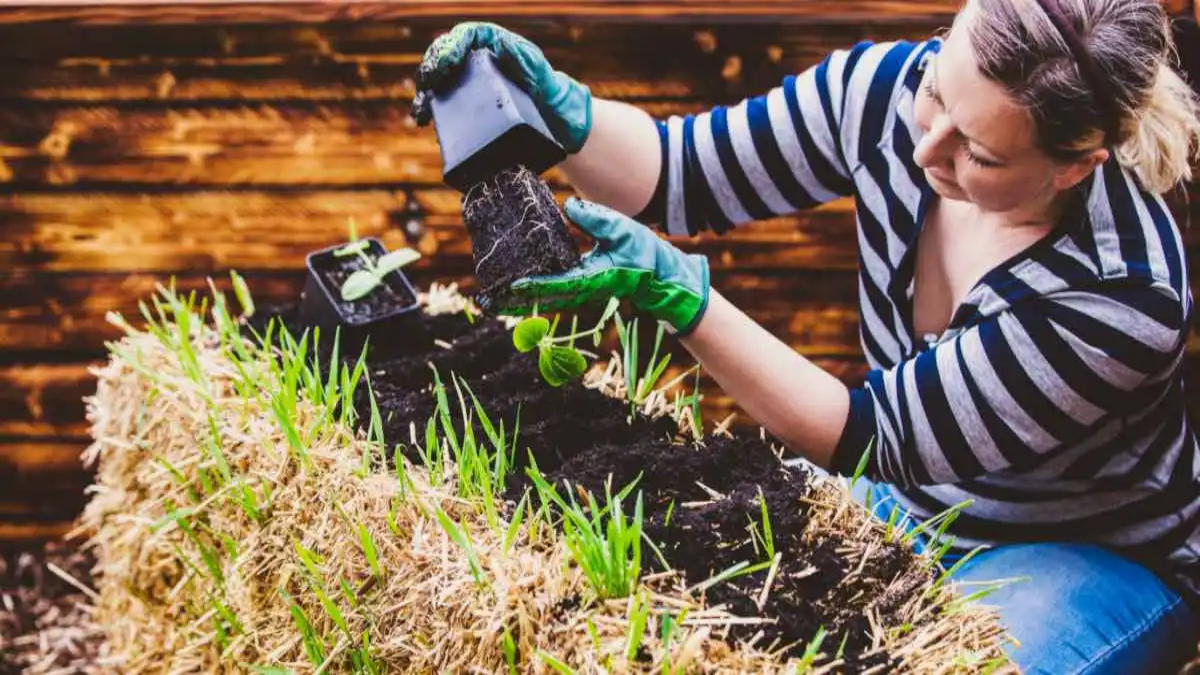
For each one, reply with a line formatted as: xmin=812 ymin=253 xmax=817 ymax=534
xmin=496 ymin=198 xmax=711 ymax=336
xmin=412 ymin=22 xmax=592 ymax=153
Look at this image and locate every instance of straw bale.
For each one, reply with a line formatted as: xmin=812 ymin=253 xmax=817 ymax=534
xmin=64 ymin=283 xmax=1015 ymax=673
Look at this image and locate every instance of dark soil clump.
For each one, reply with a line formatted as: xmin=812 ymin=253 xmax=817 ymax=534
xmin=461 ymin=166 xmax=580 ymax=310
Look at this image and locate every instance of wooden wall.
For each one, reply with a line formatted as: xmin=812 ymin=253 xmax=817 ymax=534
xmin=2 ymin=1 xmax=1198 ymax=543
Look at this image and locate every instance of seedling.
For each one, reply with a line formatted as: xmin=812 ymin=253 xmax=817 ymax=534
xmin=433 ymin=504 xmax=489 ymax=590
xmin=748 ymin=487 xmax=776 ymax=562
xmin=625 ymin=590 xmax=651 ymax=661
xmin=794 ymin=626 xmax=828 ymax=674
xmin=502 ymin=625 xmax=519 ymax=674
xmin=334 ymin=240 xmax=422 ymax=302
xmin=526 ymin=459 xmax=648 ymax=599
xmin=537 ymin=650 xmax=576 ymax=675
xmin=512 ymin=297 xmax=620 ymax=386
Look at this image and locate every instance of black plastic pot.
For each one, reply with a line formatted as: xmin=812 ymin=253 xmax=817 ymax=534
xmin=429 ymin=48 xmax=567 ymax=192
xmin=299 ymin=237 xmax=421 ymax=340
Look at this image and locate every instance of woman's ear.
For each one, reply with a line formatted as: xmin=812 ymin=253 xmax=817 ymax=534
xmin=1053 ymin=148 xmax=1110 ymax=191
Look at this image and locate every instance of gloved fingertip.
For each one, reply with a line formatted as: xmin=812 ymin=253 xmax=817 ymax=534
xmin=562 ymin=196 xmax=588 ymax=218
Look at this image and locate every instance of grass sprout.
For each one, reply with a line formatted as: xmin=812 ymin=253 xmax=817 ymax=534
xmin=526 ymin=459 xmax=647 ymax=599
xmin=432 ymin=504 xmax=488 ymax=590
xmin=794 ymin=625 xmax=828 ymax=674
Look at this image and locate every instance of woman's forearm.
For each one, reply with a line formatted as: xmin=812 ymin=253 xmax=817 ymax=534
xmin=561 ymin=98 xmax=663 ymax=216
xmin=680 ymin=290 xmax=851 ymax=468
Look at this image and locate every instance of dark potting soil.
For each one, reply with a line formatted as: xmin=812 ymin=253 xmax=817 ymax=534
xmin=251 ymin=299 xmax=922 ymax=668
xmin=461 ymin=166 xmax=580 ymax=310
xmin=311 ymin=252 xmax=418 ymax=325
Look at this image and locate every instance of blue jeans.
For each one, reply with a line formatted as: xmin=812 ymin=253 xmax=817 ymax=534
xmin=844 ymin=478 xmax=1199 ymax=673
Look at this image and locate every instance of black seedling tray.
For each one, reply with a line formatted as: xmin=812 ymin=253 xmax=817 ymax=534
xmin=430 ymin=48 xmax=566 ymax=191
xmin=300 ymin=237 xmax=421 ymax=340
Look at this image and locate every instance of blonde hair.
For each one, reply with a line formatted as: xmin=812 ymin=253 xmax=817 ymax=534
xmin=963 ymin=0 xmax=1200 ymax=194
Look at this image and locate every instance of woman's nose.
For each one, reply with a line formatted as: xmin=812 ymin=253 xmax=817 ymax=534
xmin=913 ymin=115 xmax=955 ymax=169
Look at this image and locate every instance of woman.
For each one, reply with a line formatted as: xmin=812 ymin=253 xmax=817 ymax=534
xmin=413 ymin=0 xmax=1200 ymax=671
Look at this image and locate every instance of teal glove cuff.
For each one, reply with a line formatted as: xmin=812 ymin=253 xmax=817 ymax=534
xmin=543 ymin=70 xmax=592 ymax=154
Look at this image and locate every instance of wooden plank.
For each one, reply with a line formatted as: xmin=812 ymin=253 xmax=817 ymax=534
xmin=0 ymin=363 xmax=96 ymax=438
xmin=0 ymin=441 xmax=92 ymax=523
xmin=0 ymin=521 xmax=74 ymax=542
xmin=0 ymin=22 xmax=935 ymax=103
xmin=0 ymin=102 xmax=701 ymax=188
xmin=0 ymin=2 xmax=961 ymax=27
xmin=0 ymin=189 xmax=863 ymax=272
xmin=0 ymin=190 xmax=412 ymax=271
xmin=0 ymin=270 xmax=309 ymax=353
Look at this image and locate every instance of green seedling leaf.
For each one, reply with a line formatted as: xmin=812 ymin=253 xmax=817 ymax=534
xmin=280 ymin=588 xmax=325 ymax=666
xmin=513 ymin=317 xmax=550 ymax=353
xmin=795 ymin=625 xmax=828 ymax=674
xmin=663 ymin=498 xmax=676 ymax=528
xmin=625 ymin=591 xmax=650 ymax=661
xmin=374 ymin=248 xmax=421 ymax=275
xmin=358 ymin=524 xmax=383 ymax=582
xmin=341 ymin=269 xmax=381 ymax=302
xmin=538 ymin=650 xmax=575 ymax=675
xmin=850 ymin=438 xmax=875 ymax=490
xmin=502 ymin=625 xmax=519 ymax=675
xmin=539 ymin=346 xmax=588 ymax=387
xmin=151 ymin=504 xmax=196 ymax=533
xmin=595 ymin=297 xmax=621 ymax=347
xmin=230 ymin=270 xmax=256 ymax=318
xmin=334 ymin=239 xmax=371 ymax=258
xmin=505 ymin=491 xmax=530 ymax=552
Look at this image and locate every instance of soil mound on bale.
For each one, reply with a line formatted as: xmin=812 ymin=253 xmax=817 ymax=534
xmin=461 ymin=166 xmax=581 ymax=310
xmin=69 ymin=281 xmax=1014 ymax=673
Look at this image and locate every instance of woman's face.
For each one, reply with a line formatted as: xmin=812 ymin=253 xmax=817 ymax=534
xmin=912 ymin=26 xmax=1091 ymax=213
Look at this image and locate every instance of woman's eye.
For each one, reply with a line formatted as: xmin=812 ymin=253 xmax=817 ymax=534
xmin=964 ymin=146 xmax=1000 ymax=169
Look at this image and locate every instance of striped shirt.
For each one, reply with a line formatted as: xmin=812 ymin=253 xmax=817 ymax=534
xmin=637 ymin=38 xmax=1199 ymax=604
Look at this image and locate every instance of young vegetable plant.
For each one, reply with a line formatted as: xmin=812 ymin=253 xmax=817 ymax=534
xmin=512 ymin=297 xmax=621 ymax=387
xmin=333 ymin=221 xmax=422 ymax=302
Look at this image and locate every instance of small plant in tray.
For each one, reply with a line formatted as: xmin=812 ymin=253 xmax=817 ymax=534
xmin=300 ymin=221 xmax=423 ymax=334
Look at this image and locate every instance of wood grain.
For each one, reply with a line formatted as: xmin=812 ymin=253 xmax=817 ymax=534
xmin=0 ymin=21 xmax=938 ymax=104
xmin=0 ymin=190 xmax=862 ymax=273
xmin=0 ymin=2 xmax=961 ymax=27
xmin=0 ymin=442 xmax=92 ymax=524
xmin=0 ymin=103 xmax=708 ymax=186
xmin=0 ymin=522 xmax=74 ymax=542
xmin=0 ymin=363 xmax=97 ymax=437
xmin=0 ymin=270 xmax=308 ymax=353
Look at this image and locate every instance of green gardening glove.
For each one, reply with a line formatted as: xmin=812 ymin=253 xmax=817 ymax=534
xmin=495 ymin=198 xmax=711 ymax=336
xmin=412 ymin=22 xmax=592 ymax=154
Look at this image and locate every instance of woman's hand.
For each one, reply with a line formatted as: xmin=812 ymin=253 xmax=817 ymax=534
xmin=493 ymin=198 xmax=710 ymax=335
xmin=412 ymin=22 xmax=592 ymax=154
xmin=497 ymin=197 xmax=850 ymax=466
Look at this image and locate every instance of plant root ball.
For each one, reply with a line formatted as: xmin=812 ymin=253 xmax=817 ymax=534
xmin=461 ymin=165 xmax=580 ymax=311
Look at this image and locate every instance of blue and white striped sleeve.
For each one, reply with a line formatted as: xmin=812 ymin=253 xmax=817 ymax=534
xmin=831 ymin=282 xmax=1187 ymax=486
xmin=635 ymin=41 xmax=901 ymax=236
